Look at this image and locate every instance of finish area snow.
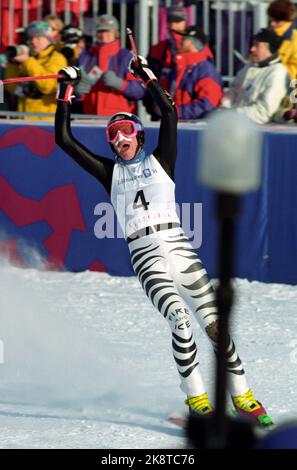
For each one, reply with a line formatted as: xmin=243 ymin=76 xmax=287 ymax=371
xmin=0 ymin=260 xmax=296 ymax=449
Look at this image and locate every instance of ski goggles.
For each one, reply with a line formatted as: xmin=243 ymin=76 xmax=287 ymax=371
xmin=106 ymin=120 xmax=141 ymax=144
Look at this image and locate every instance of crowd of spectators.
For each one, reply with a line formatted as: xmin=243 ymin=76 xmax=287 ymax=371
xmin=1 ymin=0 xmax=297 ymax=124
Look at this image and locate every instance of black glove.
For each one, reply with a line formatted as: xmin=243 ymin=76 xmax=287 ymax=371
xmin=57 ymin=66 xmax=81 ymax=102
xmin=58 ymin=66 xmax=81 ymax=85
xmin=128 ymin=55 xmax=157 ymax=85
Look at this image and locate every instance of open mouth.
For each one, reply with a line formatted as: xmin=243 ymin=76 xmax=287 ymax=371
xmin=121 ymin=143 xmax=130 ymax=151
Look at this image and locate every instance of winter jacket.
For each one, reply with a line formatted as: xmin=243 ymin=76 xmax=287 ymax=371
xmin=173 ymin=49 xmax=223 ymax=120
xmin=81 ymin=40 xmax=145 ymax=116
xmin=148 ymin=32 xmax=214 ymax=94
xmin=274 ymin=22 xmax=297 ymax=80
xmin=5 ymin=45 xmax=67 ymax=119
xmin=222 ymin=55 xmax=289 ymax=124
xmin=147 ymin=32 xmax=185 ymax=92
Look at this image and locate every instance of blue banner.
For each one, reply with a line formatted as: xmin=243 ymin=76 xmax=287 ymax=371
xmin=0 ymin=121 xmax=296 ymax=284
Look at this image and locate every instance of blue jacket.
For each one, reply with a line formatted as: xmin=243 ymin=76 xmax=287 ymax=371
xmin=174 ymin=49 xmax=223 ymax=120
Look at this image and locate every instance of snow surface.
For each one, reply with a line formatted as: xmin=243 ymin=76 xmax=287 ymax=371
xmin=0 ymin=258 xmax=296 ymax=449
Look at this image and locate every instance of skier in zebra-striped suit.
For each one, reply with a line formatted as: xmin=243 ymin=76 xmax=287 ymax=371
xmin=55 ymin=60 xmax=272 ymax=426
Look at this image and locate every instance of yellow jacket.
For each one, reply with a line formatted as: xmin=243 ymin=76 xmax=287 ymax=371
xmin=274 ymin=22 xmax=297 ymax=80
xmin=5 ymin=45 xmax=67 ymax=119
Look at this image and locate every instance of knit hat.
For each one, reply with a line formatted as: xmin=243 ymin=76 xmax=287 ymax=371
xmin=167 ymin=6 xmax=187 ymax=23
xmin=96 ymin=14 xmax=119 ymax=32
xmin=267 ymin=0 xmax=297 ymax=21
xmin=252 ymin=28 xmax=283 ymax=53
xmin=181 ymin=26 xmax=208 ymax=49
xmin=26 ymin=21 xmax=54 ymax=40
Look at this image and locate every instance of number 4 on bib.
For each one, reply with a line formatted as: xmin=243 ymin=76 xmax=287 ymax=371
xmin=133 ymin=190 xmax=150 ymax=211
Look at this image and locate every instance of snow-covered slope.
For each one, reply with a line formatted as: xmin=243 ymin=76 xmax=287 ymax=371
xmin=0 ymin=261 xmax=296 ymax=448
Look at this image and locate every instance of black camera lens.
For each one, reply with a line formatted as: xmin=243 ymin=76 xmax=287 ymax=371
xmin=60 ymin=46 xmax=75 ymax=60
xmin=5 ymin=45 xmax=26 ymax=61
xmin=5 ymin=46 xmax=18 ymax=60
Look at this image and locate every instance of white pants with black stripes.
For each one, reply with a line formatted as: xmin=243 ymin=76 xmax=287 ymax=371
xmin=128 ymin=226 xmax=249 ymax=398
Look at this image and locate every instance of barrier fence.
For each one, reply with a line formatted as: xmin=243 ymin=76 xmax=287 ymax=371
xmin=0 ymin=0 xmax=275 ymax=83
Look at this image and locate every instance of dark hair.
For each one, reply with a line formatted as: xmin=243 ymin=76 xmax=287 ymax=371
xmin=252 ymin=28 xmax=283 ymax=53
xmin=268 ymin=0 xmax=297 ymax=21
xmin=181 ymin=26 xmax=208 ymax=45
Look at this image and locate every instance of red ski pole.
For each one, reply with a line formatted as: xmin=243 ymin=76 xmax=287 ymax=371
xmin=126 ymin=28 xmax=139 ymax=65
xmin=0 ymin=74 xmax=63 ymax=85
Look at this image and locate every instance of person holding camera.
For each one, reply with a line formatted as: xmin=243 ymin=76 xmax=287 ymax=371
xmin=57 ymin=25 xmax=85 ymax=66
xmin=4 ymin=21 xmax=67 ymax=120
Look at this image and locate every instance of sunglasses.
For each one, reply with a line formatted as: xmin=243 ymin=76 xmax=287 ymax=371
xmin=106 ymin=120 xmax=141 ymax=144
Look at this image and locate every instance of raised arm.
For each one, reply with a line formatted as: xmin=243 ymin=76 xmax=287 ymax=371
xmin=55 ymin=66 xmax=114 ymax=194
xmin=129 ymin=57 xmax=178 ymax=178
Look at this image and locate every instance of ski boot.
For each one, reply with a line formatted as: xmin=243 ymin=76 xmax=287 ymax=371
xmin=232 ymin=389 xmax=274 ymax=427
xmin=185 ymin=392 xmax=214 ymax=416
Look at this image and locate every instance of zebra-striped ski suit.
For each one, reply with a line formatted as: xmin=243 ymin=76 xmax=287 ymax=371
xmin=55 ymin=72 xmax=250 ymax=399
xmin=128 ymin=225 xmax=248 ymax=397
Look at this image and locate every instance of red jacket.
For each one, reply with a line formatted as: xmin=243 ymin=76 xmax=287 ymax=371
xmin=82 ymin=40 xmax=144 ymax=117
xmin=148 ymin=32 xmax=184 ymax=92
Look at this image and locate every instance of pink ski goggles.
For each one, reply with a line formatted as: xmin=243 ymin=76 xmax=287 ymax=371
xmin=106 ymin=120 xmax=141 ymax=144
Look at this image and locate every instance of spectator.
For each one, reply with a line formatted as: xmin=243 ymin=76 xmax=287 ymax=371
xmin=4 ymin=21 xmax=67 ymax=120
xmin=148 ymin=5 xmax=188 ymax=82
xmin=58 ymin=25 xmax=87 ymax=114
xmin=221 ymin=28 xmax=288 ymax=124
xmin=145 ymin=5 xmax=189 ymax=119
xmin=80 ymin=14 xmax=145 ymax=117
xmin=43 ymin=14 xmax=65 ymax=43
xmin=174 ymin=27 xmax=223 ymax=120
xmin=59 ymin=25 xmax=84 ymax=65
xmin=268 ymin=0 xmax=297 ymax=80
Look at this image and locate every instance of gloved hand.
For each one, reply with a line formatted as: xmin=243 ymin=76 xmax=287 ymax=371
xmin=88 ymin=65 xmax=103 ymax=85
xmin=101 ymin=70 xmax=123 ymax=91
xmin=58 ymin=66 xmax=81 ymax=85
xmin=128 ymin=55 xmax=148 ymax=74
xmin=283 ymin=108 xmax=297 ymax=121
xmin=57 ymin=66 xmax=81 ymax=102
xmin=74 ymin=67 xmax=93 ymax=95
xmin=128 ymin=55 xmax=157 ymax=85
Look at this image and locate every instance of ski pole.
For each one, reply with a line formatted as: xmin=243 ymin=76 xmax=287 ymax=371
xmin=0 ymin=74 xmax=63 ymax=85
xmin=126 ymin=28 xmax=139 ymax=65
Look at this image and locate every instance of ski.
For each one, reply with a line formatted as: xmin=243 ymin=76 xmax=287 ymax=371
xmin=167 ymin=414 xmax=187 ymax=429
xmin=168 ymin=410 xmax=275 ymax=430
xmin=231 ymin=406 xmax=275 ymax=429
